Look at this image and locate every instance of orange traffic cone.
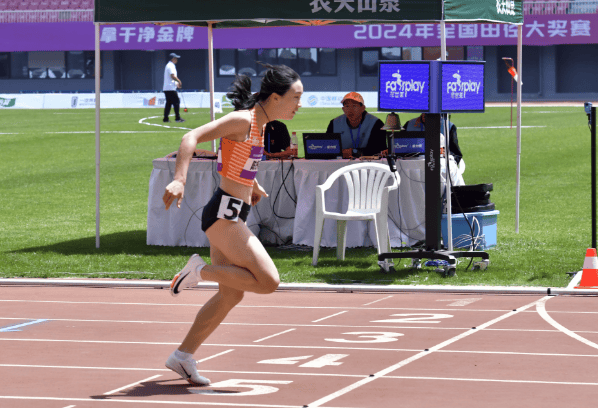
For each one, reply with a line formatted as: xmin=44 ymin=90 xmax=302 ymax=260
xmin=576 ymin=248 xmax=598 ymax=288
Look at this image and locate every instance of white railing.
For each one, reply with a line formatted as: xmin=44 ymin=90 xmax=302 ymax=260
xmin=0 ymin=10 xmax=93 ymax=23
xmin=523 ymin=0 xmax=598 ymax=15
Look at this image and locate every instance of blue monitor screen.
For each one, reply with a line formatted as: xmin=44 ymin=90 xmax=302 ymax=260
xmin=305 ymin=140 xmax=341 ymax=155
xmin=441 ymin=62 xmax=485 ymax=112
xmin=378 ymin=62 xmax=430 ymax=112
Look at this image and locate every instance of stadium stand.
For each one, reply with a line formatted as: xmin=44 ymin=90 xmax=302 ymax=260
xmin=0 ymin=0 xmax=595 ymax=23
xmin=0 ymin=0 xmax=94 ymax=23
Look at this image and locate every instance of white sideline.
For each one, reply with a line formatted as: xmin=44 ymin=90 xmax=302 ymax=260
xmin=1 ymin=278 xmax=598 ymax=295
xmin=536 ymin=297 xmax=598 ymax=351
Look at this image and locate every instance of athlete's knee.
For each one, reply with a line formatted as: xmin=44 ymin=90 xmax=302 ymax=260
xmin=218 ymin=286 xmax=245 ymax=307
xmin=257 ymin=272 xmax=280 ymax=294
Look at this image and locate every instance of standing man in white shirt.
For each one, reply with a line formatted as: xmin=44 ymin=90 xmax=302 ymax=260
xmin=163 ymin=52 xmax=185 ymax=123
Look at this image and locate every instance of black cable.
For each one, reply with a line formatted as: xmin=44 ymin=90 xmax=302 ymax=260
xmin=443 ymin=116 xmax=476 ymax=270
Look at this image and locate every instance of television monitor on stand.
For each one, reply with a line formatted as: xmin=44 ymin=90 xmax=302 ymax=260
xmin=378 ymin=61 xmax=431 ymax=113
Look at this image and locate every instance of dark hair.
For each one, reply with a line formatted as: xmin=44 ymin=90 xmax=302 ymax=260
xmin=226 ymin=62 xmax=300 ymax=111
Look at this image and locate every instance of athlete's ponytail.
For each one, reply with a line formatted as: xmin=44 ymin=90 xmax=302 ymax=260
xmin=227 ymin=74 xmax=258 ymax=111
xmin=226 ymin=62 xmax=300 ymax=111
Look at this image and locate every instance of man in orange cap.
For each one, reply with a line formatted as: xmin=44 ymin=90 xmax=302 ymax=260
xmin=326 ymin=92 xmax=387 ymax=158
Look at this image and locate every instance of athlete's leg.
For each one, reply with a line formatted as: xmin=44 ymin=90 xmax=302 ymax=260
xmin=178 ymin=246 xmax=245 ymax=354
xmin=202 ymin=219 xmax=280 ymax=294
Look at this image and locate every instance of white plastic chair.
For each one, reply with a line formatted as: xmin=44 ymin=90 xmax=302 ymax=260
xmin=312 ymin=162 xmax=399 ymax=266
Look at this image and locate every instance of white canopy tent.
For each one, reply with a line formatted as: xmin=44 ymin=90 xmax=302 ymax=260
xmin=93 ymin=0 xmax=524 ymax=247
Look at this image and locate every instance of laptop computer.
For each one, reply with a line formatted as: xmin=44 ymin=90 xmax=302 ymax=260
xmin=303 ymin=133 xmax=342 ymax=160
xmin=389 ymin=131 xmax=425 ymax=157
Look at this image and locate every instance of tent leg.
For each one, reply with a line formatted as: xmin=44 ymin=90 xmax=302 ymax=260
xmin=208 ymin=22 xmax=216 ymax=152
xmin=515 ymin=24 xmax=522 ymax=233
xmin=95 ymin=22 xmax=101 ymax=248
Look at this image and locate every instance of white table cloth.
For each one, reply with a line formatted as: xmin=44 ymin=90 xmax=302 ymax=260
xmin=147 ymin=156 xmax=463 ymax=248
xmin=147 ymin=158 xmax=295 ymax=246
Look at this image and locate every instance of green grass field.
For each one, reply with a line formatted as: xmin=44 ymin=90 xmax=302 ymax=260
xmin=0 ymin=105 xmax=591 ymax=287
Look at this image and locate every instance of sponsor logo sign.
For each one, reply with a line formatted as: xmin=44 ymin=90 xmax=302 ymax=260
xmin=0 ymin=97 xmax=16 ymax=108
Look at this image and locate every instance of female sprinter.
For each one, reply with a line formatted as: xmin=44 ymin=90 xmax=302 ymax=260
xmin=162 ymin=63 xmax=302 ymax=385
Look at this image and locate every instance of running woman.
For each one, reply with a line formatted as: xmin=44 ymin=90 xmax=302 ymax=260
xmin=162 ymin=63 xmax=303 ymax=385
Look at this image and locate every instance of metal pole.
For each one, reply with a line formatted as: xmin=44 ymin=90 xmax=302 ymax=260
xmin=208 ymin=22 xmax=216 ymax=152
xmin=515 ymin=25 xmax=523 ymax=233
xmin=591 ymin=106 xmax=596 ymax=249
xmin=94 ymin=23 xmax=101 ymax=248
xmin=440 ymin=20 xmax=452 ymax=251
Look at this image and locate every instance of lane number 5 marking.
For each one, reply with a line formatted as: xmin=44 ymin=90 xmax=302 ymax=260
xmin=191 ymin=379 xmax=293 ymax=396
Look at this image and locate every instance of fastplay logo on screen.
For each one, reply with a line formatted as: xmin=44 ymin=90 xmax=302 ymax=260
xmin=441 ymin=63 xmax=484 ymax=112
xmin=379 ymin=63 xmax=429 ymax=111
xmin=306 ymin=140 xmax=341 ymax=154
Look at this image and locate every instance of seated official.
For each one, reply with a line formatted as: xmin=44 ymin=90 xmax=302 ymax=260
xmin=265 ymin=120 xmax=291 ymax=154
xmin=264 ymin=120 xmax=296 ymax=159
xmin=403 ymin=113 xmax=463 ymax=164
xmin=326 ymin=92 xmax=387 ymax=158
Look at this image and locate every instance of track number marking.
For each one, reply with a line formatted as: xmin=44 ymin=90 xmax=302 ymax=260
xmin=372 ymin=313 xmax=453 ymax=324
xmin=325 ymin=332 xmax=403 ymax=343
xmin=259 ymin=354 xmax=348 ymax=368
xmin=436 ymin=298 xmax=482 ymax=307
xmin=192 ymin=379 xmax=292 ymax=396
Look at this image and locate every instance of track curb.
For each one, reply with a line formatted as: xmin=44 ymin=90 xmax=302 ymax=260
xmin=1 ymin=278 xmax=597 ymax=296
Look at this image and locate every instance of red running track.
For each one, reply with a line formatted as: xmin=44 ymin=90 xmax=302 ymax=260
xmin=0 ymin=285 xmax=597 ymax=407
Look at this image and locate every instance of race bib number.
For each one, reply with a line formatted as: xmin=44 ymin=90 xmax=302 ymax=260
xmin=217 ymin=196 xmax=244 ymax=222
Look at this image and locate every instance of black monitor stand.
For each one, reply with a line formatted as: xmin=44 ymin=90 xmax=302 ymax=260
xmin=378 ymin=114 xmax=489 ymax=276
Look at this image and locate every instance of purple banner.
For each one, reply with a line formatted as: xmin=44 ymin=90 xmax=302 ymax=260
xmin=0 ymin=14 xmax=596 ymax=52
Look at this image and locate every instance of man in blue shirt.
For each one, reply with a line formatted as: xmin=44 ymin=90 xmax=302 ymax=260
xmin=326 ymin=92 xmax=387 ymax=157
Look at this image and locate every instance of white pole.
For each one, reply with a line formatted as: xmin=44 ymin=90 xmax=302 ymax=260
xmin=208 ymin=22 xmax=216 ymax=152
xmin=515 ymin=24 xmax=523 ymax=233
xmin=94 ymin=23 xmax=101 ymax=248
xmin=440 ymin=20 xmax=453 ymax=251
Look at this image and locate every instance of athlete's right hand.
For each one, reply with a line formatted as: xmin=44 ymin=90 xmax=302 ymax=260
xmin=163 ymin=180 xmax=185 ymax=210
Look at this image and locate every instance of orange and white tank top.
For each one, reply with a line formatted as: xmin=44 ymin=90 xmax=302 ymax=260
xmin=217 ymin=107 xmax=264 ymax=187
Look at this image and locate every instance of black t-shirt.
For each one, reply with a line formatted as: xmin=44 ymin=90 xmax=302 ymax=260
xmin=264 ymin=120 xmax=291 ymax=153
xmin=326 ymin=112 xmax=387 ymax=157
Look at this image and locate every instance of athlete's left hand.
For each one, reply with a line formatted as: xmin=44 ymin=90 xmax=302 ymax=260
xmin=251 ymin=184 xmax=268 ymax=206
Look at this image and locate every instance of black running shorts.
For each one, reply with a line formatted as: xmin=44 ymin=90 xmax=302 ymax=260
xmin=201 ymin=188 xmax=251 ymax=232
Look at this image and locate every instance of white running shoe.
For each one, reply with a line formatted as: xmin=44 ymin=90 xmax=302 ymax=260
xmin=170 ymin=254 xmax=206 ymax=297
xmin=165 ymin=351 xmax=210 ymax=386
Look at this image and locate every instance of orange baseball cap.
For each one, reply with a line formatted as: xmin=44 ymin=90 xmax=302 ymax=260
xmin=341 ymin=92 xmax=365 ymax=106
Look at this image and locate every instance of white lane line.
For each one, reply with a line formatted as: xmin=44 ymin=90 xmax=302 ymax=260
xmin=459 ymin=125 xmax=546 ymax=129
xmin=254 ymin=329 xmax=295 ymax=343
xmin=7 ymin=337 xmax=598 ymax=357
xmin=0 ymin=396 xmax=306 ymax=407
xmin=307 ymin=296 xmax=550 ymax=408
xmin=103 ymin=374 xmax=162 ymax=395
xmin=44 ymin=130 xmax=182 ymax=134
xmin=197 ymin=349 xmax=234 ymax=362
xmin=63 ymin=405 xmax=76 ymax=408
xmin=5 ymin=316 xmax=598 ymax=334
xmin=312 ymin=311 xmax=347 ymax=323
xmin=536 ymin=297 xmax=598 ymax=351
xmin=3 ymin=299 xmax=560 ymax=313
xmin=3 ymin=362 xmax=598 ymax=387
xmin=363 ymin=296 xmax=393 ymax=306
xmin=383 ymin=375 xmax=598 ymax=386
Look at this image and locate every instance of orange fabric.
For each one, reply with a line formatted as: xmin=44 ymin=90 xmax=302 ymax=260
xmin=217 ymin=108 xmax=264 ymax=187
